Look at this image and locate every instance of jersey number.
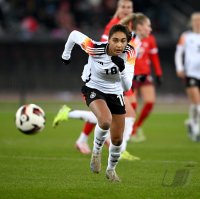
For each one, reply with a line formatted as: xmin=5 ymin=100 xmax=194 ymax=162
xmin=105 ymin=67 xmax=118 ymax=75
xmin=117 ymin=95 xmax=125 ymax=106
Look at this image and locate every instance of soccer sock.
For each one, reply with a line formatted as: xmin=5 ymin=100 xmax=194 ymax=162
xmin=121 ymin=117 xmax=135 ymax=152
xmin=189 ymin=104 xmax=200 ymax=135
xmin=68 ymin=110 xmax=97 ymax=124
xmin=132 ymin=102 xmax=154 ymax=135
xmin=107 ymin=142 xmax=122 ymax=170
xmin=189 ymin=104 xmax=199 ymax=122
xmin=83 ymin=122 xmax=96 ymax=136
xmin=76 ymin=132 xmax=88 ymax=143
xmin=131 ymin=102 xmax=137 ymax=111
xmin=93 ymin=124 xmax=109 ymax=153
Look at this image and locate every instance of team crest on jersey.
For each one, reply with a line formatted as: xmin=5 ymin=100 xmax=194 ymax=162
xmin=90 ymin=92 xmax=96 ymax=99
xmin=189 ymin=79 xmax=196 ymax=86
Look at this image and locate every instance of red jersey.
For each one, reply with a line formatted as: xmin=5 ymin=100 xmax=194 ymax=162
xmin=101 ymin=17 xmax=162 ymax=76
xmin=134 ymin=34 xmax=162 ymax=76
xmin=101 ymin=17 xmax=120 ymax=42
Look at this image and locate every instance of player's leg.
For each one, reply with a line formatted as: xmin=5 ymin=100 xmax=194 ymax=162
xmin=131 ymin=83 xmax=155 ymax=141
xmin=75 ymin=122 xmax=95 ymax=154
xmin=106 ymin=113 xmax=124 ymax=182
xmin=120 ymin=95 xmax=140 ymax=161
xmin=76 ymin=63 xmax=97 ymax=153
xmin=89 ymin=99 xmax=111 ymax=173
xmin=53 ymin=105 xmax=96 ymax=154
xmin=68 ymin=110 xmax=97 ymax=154
xmin=186 ymin=85 xmax=200 ymax=141
xmin=52 ymin=105 xmax=71 ymax=127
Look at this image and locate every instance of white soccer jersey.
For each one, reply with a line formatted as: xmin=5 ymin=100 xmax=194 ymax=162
xmin=62 ymin=30 xmax=136 ymax=95
xmin=175 ymin=31 xmax=200 ymax=79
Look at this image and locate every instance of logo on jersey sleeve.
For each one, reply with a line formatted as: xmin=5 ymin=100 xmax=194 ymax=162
xmin=178 ymin=34 xmax=185 ymax=45
xmin=127 ymin=49 xmax=136 ymax=65
xmin=81 ymin=38 xmax=106 ymax=56
xmin=81 ymin=38 xmax=94 ymax=55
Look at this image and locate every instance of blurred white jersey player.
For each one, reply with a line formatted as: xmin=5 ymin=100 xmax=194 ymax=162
xmin=175 ymin=12 xmax=200 ymax=141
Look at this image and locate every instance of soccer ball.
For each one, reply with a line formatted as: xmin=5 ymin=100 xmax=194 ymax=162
xmin=15 ymin=104 xmax=45 ymax=135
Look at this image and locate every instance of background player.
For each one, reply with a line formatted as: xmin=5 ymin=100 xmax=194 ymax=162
xmin=175 ymin=12 xmax=200 ymax=142
xmin=123 ymin=18 xmax=163 ymax=143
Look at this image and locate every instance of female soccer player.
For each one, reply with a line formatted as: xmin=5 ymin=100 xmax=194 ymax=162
xmin=60 ymin=24 xmax=136 ymax=182
xmin=53 ymin=13 xmax=152 ymax=162
xmin=175 ymin=12 xmax=200 ymax=141
xmin=74 ymin=0 xmax=134 ymax=155
xmin=120 ymin=12 xmax=163 ymax=142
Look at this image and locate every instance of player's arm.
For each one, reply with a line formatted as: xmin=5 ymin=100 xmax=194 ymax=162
xmin=149 ymin=35 xmax=162 ymax=76
xmin=112 ymin=49 xmax=135 ymax=91
xmin=148 ymin=35 xmax=163 ymax=85
xmin=119 ymin=13 xmax=134 ymax=26
xmin=121 ymin=61 xmax=134 ymax=91
xmin=175 ymin=34 xmax=185 ymax=79
xmin=62 ymin=30 xmax=93 ymax=63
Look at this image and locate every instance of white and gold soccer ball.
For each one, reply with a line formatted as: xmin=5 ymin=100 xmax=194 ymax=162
xmin=15 ymin=104 xmax=45 ymax=135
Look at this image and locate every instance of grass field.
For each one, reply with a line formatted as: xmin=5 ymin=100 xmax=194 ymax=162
xmin=0 ymin=100 xmax=200 ymax=199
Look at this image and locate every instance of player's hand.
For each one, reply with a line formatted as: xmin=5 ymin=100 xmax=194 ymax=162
xmin=61 ymin=57 xmax=71 ymax=65
xmin=111 ymin=56 xmax=125 ymax=72
xmin=176 ymin=71 xmax=185 ymax=79
xmin=156 ymin=76 xmax=162 ymax=86
xmin=133 ymin=75 xmax=147 ymax=82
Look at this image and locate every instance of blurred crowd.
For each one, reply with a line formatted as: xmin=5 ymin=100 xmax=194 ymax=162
xmin=0 ymin=0 xmax=198 ymax=41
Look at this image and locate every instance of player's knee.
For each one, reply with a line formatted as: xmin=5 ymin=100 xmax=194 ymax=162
xmin=111 ymin=138 xmax=122 ymax=146
xmin=97 ymin=114 xmax=112 ymax=130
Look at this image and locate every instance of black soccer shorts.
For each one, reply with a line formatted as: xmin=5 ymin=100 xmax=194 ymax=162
xmin=81 ymin=85 xmax=126 ymax=114
xmin=185 ymin=77 xmax=200 ymax=88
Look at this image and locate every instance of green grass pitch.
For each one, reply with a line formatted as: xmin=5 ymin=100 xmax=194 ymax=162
xmin=0 ymin=101 xmax=200 ymax=199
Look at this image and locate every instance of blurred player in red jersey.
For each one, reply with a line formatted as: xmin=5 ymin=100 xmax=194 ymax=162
xmin=75 ymin=0 xmax=134 ymax=154
xmin=129 ymin=32 xmax=163 ymax=143
xmin=118 ymin=12 xmax=163 ymax=142
xmin=101 ymin=0 xmax=133 ymax=42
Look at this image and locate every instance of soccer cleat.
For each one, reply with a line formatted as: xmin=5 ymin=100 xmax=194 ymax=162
xmin=185 ymin=119 xmax=193 ymax=140
xmin=90 ymin=151 xmax=101 ymax=173
xmin=120 ymin=150 xmax=140 ymax=161
xmin=75 ymin=141 xmax=91 ymax=154
xmin=106 ymin=169 xmax=121 ymax=182
xmin=185 ymin=119 xmax=200 ymax=142
xmin=130 ymin=128 xmax=146 ymax=143
xmin=52 ymin=105 xmax=71 ymax=127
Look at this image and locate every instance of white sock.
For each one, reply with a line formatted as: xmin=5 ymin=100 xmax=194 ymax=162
xmin=189 ymin=104 xmax=196 ymax=122
xmin=69 ymin=110 xmax=97 ymax=123
xmin=121 ymin=117 xmax=135 ymax=152
xmin=107 ymin=142 xmax=122 ymax=171
xmin=189 ymin=104 xmax=200 ymax=135
xmin=93 ymin=124 xmax=109 ymax=153
xmin=76 ymin=132 xmax=88 ymax=143
xmin=124 ymin=117 xmax=135 ymax=142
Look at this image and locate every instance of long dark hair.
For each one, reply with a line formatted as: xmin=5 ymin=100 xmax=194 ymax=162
xmin=108 ymin=24 xmax=132 ymax=42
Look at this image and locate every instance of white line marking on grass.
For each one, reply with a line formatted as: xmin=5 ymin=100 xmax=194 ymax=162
xmin=0 ymin=155 xmax=199 ymax=165
xmin=140 ymin=160 xmax=199 ymax=165
xmin=0 ymin=155 xmax=87 ymax=161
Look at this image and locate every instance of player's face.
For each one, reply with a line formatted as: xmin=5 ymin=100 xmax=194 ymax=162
xmin=191 ymin=14 xmax=200 ymax=33
xmin=108 ymin=31 xmax=128 ymax=56
xmin=118 ymin=1 xmax=133 ymax=19
xmin=137 ymin=19 xmax=152 ymax=39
